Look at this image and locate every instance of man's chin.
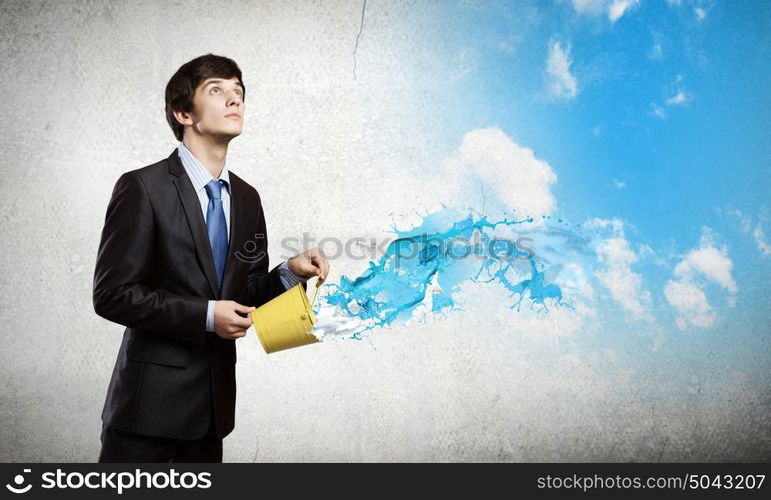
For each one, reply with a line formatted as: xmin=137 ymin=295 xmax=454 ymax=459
xmin=211 ymin=130 xmax=242 ymax=143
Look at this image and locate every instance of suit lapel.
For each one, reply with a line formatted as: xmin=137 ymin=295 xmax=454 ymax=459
xmin=167 ymin=149 xmax=220 ymax=299
xmin=220 ymin=175 xmax=246 ymax=298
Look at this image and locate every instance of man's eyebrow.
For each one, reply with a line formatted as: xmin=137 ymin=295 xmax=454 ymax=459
xmin=204 ymin=79 xmax=244 ymax=89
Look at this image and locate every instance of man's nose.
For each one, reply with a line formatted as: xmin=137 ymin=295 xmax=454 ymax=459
xmin=227 ymin=91 xmax=243 ymax=106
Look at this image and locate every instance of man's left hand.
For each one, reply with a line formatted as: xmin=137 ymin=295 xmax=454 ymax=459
xmin=287 ymin=247 xmax=330 ymax=285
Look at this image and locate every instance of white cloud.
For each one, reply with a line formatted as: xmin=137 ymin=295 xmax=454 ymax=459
xmin=663 ymin=279 xmax=716 ymax=329
xmin=513 ymin=297 xmax=596 ymax=340
xmin=752 ymin=226 xmax=771 ymax=257
xmin=570 ymin=0 xmax=606 ymax=15
xmin=666 ymin=0 xmax=682 ymax=5
xmin=545 ymin=39 xmax=578 ymax=99
xmin=498 ymin=33 xmax=523 ymax=53
xmin=584 ymin=218 xmax=654 ymax=322
xmin=674 ymin=227 xmax=738 ymax=293
xmin=611 ymin=179 xmax=626 ymax=189
xmin=651 ymin=75 xmax=694 ymax=117
xmin=648 ymin=30 xmax=667 ymax=61
xmin=594 ymin=238 xmax=653 ymax=321
xmin=383 ymin=127 xmax=560 ymax=228
xmin=694 ymin=7 xmax=707 ymax=21
xmin=666 ymin=91 xmax=692 ymax=106
xmin=724 ymin=207 xmax=771 ymax=258
xmin=648 ymin=42 xmax=663 ymax=60
xmin=664 ymin=74 xmax=694 ymax=107
xmin=650 ymin=102 xmax=667 ymax=119
xmin=637 ymin=243 xmax=655 ymax=259
xmin=569 ymin=0 xmax=640 ymax=23
xmin=439 ymin=127 xmax=559 ymax=216
xmin=585 ymin=217 xmax=625 ymax=234
xmin=729 ymin=207 xmax=753 ymax=233
xmin=608 ymin=0 xmax=640 ymax=23
xmin=450 ymin=48 xmax=475 ymax=82
xmin=664 ymin=227 xmax=738 ymax=329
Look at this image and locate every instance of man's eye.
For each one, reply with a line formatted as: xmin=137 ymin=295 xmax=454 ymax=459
xmin=210 ymin=87 xmax=220 ymax=94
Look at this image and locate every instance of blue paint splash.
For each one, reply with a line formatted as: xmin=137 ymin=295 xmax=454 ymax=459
xmin=311 ymin=207 xmax=587 ymax=340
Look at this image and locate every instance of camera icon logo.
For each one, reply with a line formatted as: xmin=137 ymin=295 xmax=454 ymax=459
xmin=5 ymin=469 xmax=32 ymax=494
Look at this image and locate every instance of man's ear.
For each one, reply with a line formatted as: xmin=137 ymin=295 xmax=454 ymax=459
xmin=172 ymin=109 xmax=193 ymax=126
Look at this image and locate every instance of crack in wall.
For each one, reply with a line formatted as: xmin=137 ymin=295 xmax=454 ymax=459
xmin=353 ymin=0 xmax=367 ymax=79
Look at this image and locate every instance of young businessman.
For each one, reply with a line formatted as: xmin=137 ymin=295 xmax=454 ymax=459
xmin=93 ymin=54 xmax=329 ymax=462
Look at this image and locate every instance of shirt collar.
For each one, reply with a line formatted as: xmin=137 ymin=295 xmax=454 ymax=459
xmin=177 ymin=140 xmax=231 ymax=194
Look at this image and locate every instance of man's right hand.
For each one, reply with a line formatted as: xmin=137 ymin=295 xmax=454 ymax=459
xmin=213 ymin=301 xmax=255 ymax=339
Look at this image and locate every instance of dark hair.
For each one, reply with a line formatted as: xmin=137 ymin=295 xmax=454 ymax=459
xmin=164 ymin=53 xmax=246 ymax=142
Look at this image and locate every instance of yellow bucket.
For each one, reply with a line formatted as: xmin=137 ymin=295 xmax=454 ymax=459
xmin=251 ymin=283 xmax=320 ymax=354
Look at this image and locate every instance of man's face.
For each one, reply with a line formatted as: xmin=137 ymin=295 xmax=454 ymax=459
xmin=181 ymin=76 xmax=245 ymax=141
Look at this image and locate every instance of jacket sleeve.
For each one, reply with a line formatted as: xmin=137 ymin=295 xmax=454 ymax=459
xmin=92 ymin=171 xmax=209 ymax=346
xmin=244 ymin=191 xmax=297 ymax=308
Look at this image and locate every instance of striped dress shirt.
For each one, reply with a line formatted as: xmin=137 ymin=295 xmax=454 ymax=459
xmin=177 ymin=140 xmax=305 ymax=333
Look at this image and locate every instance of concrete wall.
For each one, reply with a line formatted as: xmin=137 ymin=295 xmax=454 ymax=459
xmin=0 ymin=0 xmax=766 ymax=462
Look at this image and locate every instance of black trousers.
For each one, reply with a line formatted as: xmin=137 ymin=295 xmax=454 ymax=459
xmin=98 ymin=394 xmax=222 ymax=463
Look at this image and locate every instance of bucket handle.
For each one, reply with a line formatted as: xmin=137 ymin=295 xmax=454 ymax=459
xmin=311 ymin=279 xmax=320 ymax=308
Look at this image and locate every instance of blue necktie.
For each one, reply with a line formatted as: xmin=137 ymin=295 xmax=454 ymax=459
xmin=204 ymin=179 xmax=229 ymax=292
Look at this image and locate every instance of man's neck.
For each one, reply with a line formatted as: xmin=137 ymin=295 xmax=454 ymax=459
xmin=182 ymin=135 xmax=229 ymax=179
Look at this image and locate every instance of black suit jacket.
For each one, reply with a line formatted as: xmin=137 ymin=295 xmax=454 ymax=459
xmin=93 ymin=148 xmax=294 ymax=440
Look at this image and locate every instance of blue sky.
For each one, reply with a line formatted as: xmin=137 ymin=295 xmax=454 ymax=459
xmin=426 ymin=0 xmax=769 ymax=380
xmin=326 ymin=0 xmax=770 ymax=395
xmin=417 ymin=0 xmax=769 ymax=228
